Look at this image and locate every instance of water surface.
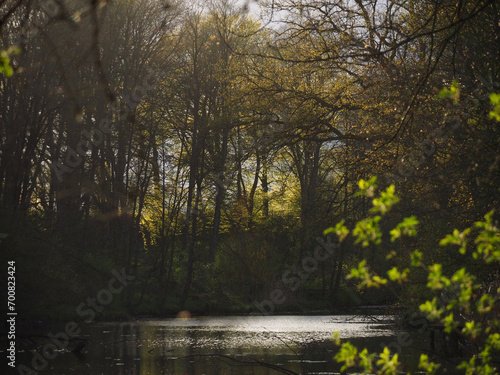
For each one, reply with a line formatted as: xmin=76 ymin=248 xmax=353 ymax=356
xmin=15 ymin=315 xmax=433 ymax=374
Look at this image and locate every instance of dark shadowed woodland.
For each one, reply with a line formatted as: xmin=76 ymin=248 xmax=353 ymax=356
xmin=0 ymin=0 xmax=498 ymax=323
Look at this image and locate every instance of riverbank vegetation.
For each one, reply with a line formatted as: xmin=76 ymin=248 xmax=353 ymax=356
xmin=0 ymin=0 xmax=498 ymax=322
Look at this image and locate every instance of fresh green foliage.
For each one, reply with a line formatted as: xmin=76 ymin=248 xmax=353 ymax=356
xmin=332 ymin=180 xmax=500 ymax=374
xmin=334 ymin=341 xmax=362 ymax=371
xmin=350 ymin=182 xmax=401 ymax=247
xmin=419 ymin=297 xmax=443 ymax=320
xmin=333 ymin=332 xmax=377 ymax=373
xmin=489 ymin=93 xmax=500 ymax=121
xmin=410 ymin=249 xmax=423 ymax=267
xmin=440 ymin=227 xmax=471 ymax=254
xmin=376 ymin=347 xmax=400 ymax=375
xmin=353 ymin=215 xmax=382 ymax=247
xmin=0 ymin=47 xmax=20 ymax=77
xmin=387 ymin=266 xmax=409 ymax=283
xmin=419 ymin=354 xmax=440 ymax=374
xmin=473 ymin=211 xmax=500 ymax=263
xmin=323 ymin=219 xmax=349 ymax=242
xmin=348 ymin=260 xmax=387 ymax=289
xmin=370 ymin=185 xmax=399 ymax=214
xmin=438 ymin=79 xmax=460 ymax=104
xmin=390 ymin=216 xmax=418 ymax=242
xmin=355 ymin=176 xmax=378 ymax=197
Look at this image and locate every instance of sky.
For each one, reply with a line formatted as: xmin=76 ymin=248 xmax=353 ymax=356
xmin=236 ymin=0 xmax=265 ymax=17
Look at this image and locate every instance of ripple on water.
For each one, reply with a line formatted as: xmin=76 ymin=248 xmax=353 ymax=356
xmin=132 ymin=315 xmax=396 ymax=350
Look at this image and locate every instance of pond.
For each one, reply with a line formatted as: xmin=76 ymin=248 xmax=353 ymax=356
xmin=14 ymin=315 xmax=443 ymax=374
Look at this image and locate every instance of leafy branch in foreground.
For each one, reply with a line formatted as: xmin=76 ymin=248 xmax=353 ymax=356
xmin=324 ymin=180 xmax=500 ymax=374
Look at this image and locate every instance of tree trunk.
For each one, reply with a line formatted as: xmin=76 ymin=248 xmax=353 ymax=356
xmin=209 ymin=126 xmax=229 ymax=262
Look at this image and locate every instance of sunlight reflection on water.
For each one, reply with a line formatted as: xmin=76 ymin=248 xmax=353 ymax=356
xmin=138 ymin=315 xmax=396 ymax=349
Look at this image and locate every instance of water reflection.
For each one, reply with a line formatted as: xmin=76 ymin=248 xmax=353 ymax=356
xmin=141 ymin=315 xmax=394 ymax=349
xmin=16 ymin=315 xmax=419 ymax=375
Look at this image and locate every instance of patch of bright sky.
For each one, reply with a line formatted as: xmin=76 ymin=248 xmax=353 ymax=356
xmin=235 ymin=0 xmax=262 ymax=16
xmin=234 ymin=0 xmax=288 ymax=30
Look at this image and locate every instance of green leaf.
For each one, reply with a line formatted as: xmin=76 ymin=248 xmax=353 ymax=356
xmin=387 ymin=267 xmax=409 ymax=283
xmin=332 ymin=331 xmax=341 ymax=346
xmin=473 ymin=210 xmax=500 ymax=263
xmin=443 ymin=313 xmax=457 ymax=333
xmin=371 ymin=184 xmax=400 ymax=215
xmin=419 ymin=297 xmax=444 ymax=320
xmin=487 ymin=333 xmax=500 ymax=350
xmin=358 ymin=348 xmax=375 ymax=373
xmin=462 ymin=321 xmax=481 ymax=340
xmin=419 ymin=354 xmax=441 ymax=374
xmin=390 ymin=216 xmax=419 ymax=241
xmin=477 ymin=294 xmax=495 ymax=314
xmin=353 ymin=215 xmax=382 ymax=247
xmin=0 ymin=46 xmax=20 ymax=78
xmin=355 ymin=176 xmax=377 ymax=197
xmin=439 ymin=228 xmax=470 ymax=254
xmin=348 ymin=260 xmax=387 ymax=289
xmin=410 ymin=249 xmax=423 ymax=267
xmin=376 ymin=347 xmax=400 ymax=374
xmin=324 ymin=220 xmax=349 ymax=242
xmin=334 ymin=342 xmax=359 ymax=372
xmin=489 ymin=93 xmax=500 ymax=121
xmin=323 ymin=227 xmax=334 ymax=235
xmin=438 ymin=79 xmax=460 ymax=104
xmin=427 ymin=264 xmax=450 ymax=290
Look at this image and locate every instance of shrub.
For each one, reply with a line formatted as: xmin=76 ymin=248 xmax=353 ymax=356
xmin=327 ymin=177 xmax=499 ymax=374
